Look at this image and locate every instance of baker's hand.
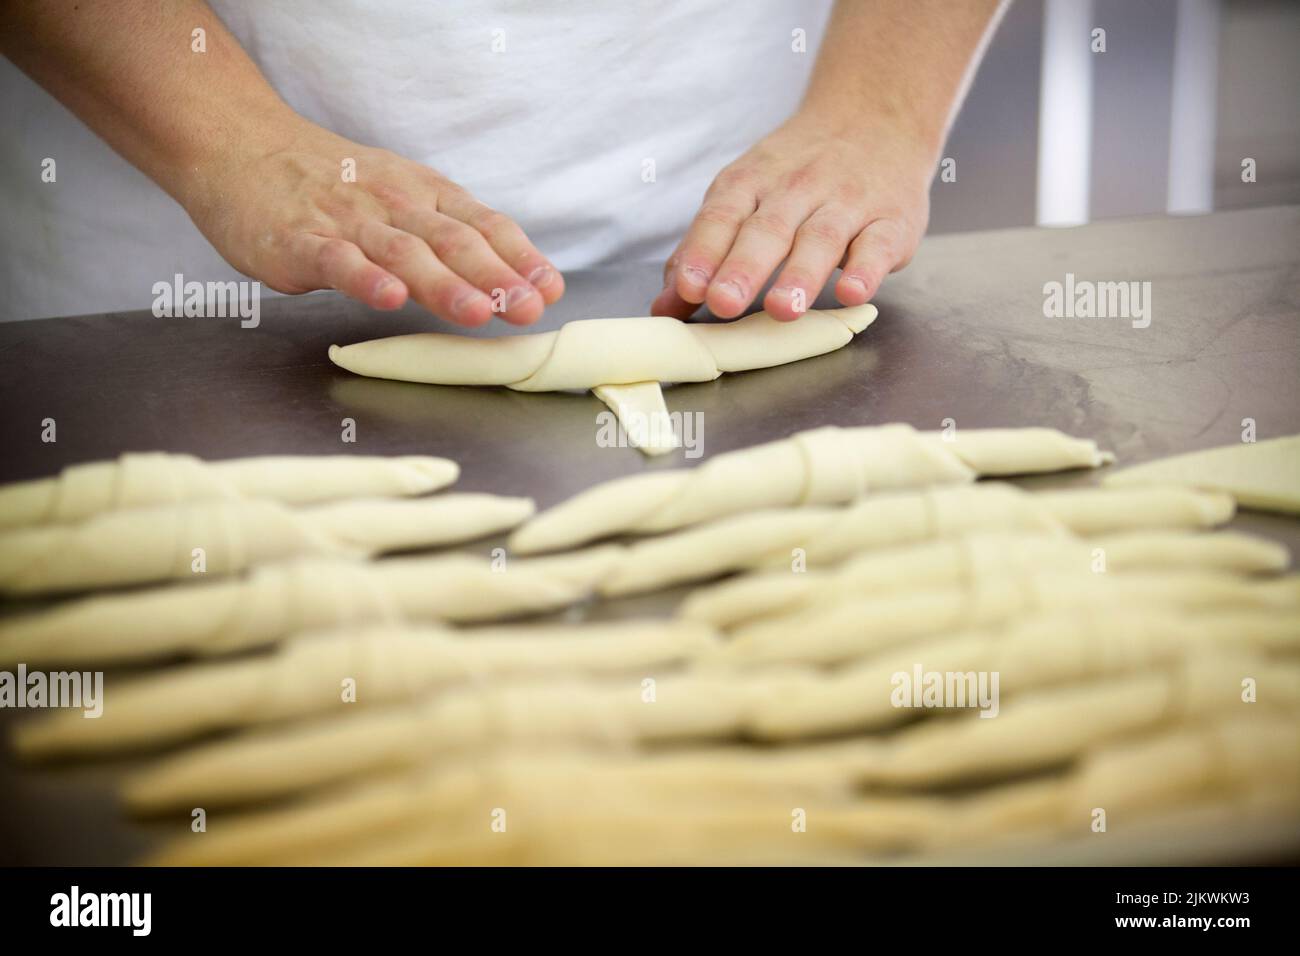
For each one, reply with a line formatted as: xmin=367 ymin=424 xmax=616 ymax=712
xmin=652 ymin=114 xmax=932 ymax=321
xmin=185 ymin=117 xmax=563 ymax=326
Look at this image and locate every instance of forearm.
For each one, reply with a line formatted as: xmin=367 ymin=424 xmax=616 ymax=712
xmin=799 ymin=0 xmax=1007 ymax=167
xmin=0 ymin=0 xmax=300 ymax=210
xmin=656 ymin=0 xmax=1007 ymax=319
xmin=2 ymin=0 xmax=560 ymax=324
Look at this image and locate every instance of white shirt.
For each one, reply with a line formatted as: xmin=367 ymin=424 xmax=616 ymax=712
xmin=0 ymin=0 xmax=831 ymax=321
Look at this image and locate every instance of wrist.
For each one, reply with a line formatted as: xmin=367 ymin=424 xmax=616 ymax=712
xmin=783 ymin=106 xmax=942 ymax=184
xmin=166 ymin=99 xmax=313 ymax=223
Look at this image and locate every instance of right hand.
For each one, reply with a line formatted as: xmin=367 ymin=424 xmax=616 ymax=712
xmin=184 ymin=116 xmax=563 ymax=326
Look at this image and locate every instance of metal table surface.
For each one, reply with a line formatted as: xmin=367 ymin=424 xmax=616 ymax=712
xmin=1 ymin=204 xmax=1297 ymax=865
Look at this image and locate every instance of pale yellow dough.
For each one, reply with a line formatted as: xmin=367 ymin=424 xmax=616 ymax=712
xmin=1 ymin=484 xmax=1240 ymax=657
xmin=597 ymin=484 xmax=1234 ymax=597
xmin=510 ymin=424 xmax=1114 ymax=554
xmin=0 ymin=452 xmax=459 ymax=530
xmin=15 ymin=619 xmax=720 ymax=756
xmin=143 ymin=717 xmax=1298 ymax=865
xmin=0 ymin=493 xmax=534 ymax=596
xmin=120 ymin=650 xmax=1300 ymax=813
xmin=1104 ymin=434 xmax=1300 ymax=515
xmin=328 ymin=304 xmax=877 ymax=455
xmin=328 ymin=305 xmax=876 ymax=390
xmin=719 ymin=569 xmax=1298 ymax=667
xmin=679 ymin=529 xmax=1288 ymax=629
xmin=8 ymin=422 xmax=1298 ymax=867
xmin=0 ymin=547 xmax=621 ymax=666
xmin=591 ymin=382 xmax=681 ymax=456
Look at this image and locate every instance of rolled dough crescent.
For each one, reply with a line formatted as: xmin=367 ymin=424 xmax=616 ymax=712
xmin=0 ymin=547 xmax=622 ymax=667
xmin=1103 ymin=434 xmax=1300 ymax=515
xmin=591 ymin=382 xmax=681 ymax=456
xmin=0 ymin=452 xmax=459 ymax=530
xmin=328 ymin=305 xmax=877 ymax=390
xmin=720 ymin=569 xmax=1299 ymax=667
xmin=143 ymin=716 xmax=1298 ymax=865
xmin=33 ymin=603 xmax=1293 ymax=760
xmin=119 ymin=653 xmax=1300 ymax=812
xmin=328 ymin=304 xmax=877 ymax=454
xmin=597 ymin=484 xmax=1234 ymax=598
xmin=15 ymin=619 xmax=720 ymax=756
xmin=679 ymin=529 xmax=1288 ymax=629
xmin=866 ymin=662 xmax=1300 ymax=788
xmin=510 ymin=424 xmax=1113 ymax=554
xmin=0 ymin=493 xmax=534 ymax=596
xmin=744 ymin=607 xmax=1300 ymax=740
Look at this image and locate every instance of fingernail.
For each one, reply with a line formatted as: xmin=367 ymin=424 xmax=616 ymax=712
xmin=503 ymin=285 xmax=537 ymax=310
xmin=452 ymin=289 xmax=487 ymax=318
xmin=842 ymin=275 xmax=868 ymax=296
xmin=680 ymin=265 xmax=711 ymax=290
xmin=527 ymin=265 xmax=555 ymax=289
xmin=771 ymin=286 xmax=808 ymax=313
xmin=373 ymin=276 xmax=398 ymax=298
xmin=716 ymin=279 xmax=746 ymax=302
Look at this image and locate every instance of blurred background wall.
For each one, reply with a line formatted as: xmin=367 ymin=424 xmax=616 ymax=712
xmin=931 ymin=0 xmax=1300 ymax=233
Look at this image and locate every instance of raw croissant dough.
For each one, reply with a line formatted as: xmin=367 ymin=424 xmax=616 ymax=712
xmin=142 ymin=744 xmax=906 ymax=865
xmin=679 ymin=529 xmax=1288 ymax=629
xmin=145 ymin=717 xmax=1298 ymax=866
xmin=329 ymin=305 xmax=876 ymax=390
xmin=0 ymin=494 xmax=534 ymax=596
xmin=0 ymin=485 xmax=1236 ymax=656
xmin=740 ymin=606 xmax=1300 ymax=739
xmin=0 ymin=452 xmax=458 ymax=530
xmin=719 ymin=569 xmax=1299 ymax=667
xmin=510 ymin=424 xmax=1114 ymax=553
xmin=5 ymin=419 xmax=1294 ymax=865
xmin=597 ymin=484 xmax=1235 ymax=597
xmin=0 ymin=547 xmax=622 ymax=667
xmin=590 ymin=382 xmax=681 ymax=456
xmin=16 ymin=619 xmax=720 ymax=755
xmin=122 ymin=651 xmax=1299 ymax=812
xmin=1104 ymin=434 xmax=1300 ymax=515
xmin=122 ymin=671 xmax=819 ymax=809
xmin=31 ymin=603 xmax=1295 ymax=759
xmin=329 ymin=305 xmax=877 ymax=455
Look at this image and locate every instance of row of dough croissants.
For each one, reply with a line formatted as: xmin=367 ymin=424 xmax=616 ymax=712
xmin=2 ymin=426 xmax=1296 ymax=864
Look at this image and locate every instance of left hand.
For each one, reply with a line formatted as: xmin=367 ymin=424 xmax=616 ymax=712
xmin=651 ymin=113 xmax=933 ymax=321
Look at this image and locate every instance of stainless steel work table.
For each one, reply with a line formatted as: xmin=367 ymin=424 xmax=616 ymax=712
xmin=1 ymin=204 xmax=1297 ymax=864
